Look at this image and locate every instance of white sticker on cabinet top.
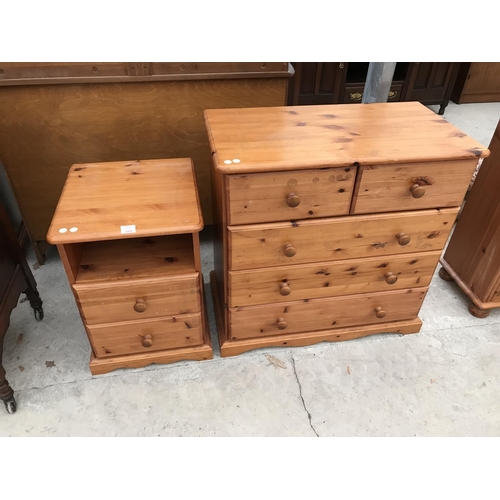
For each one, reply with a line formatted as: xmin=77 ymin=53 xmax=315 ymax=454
xmin=120 ymin=225 xmax=136 ymax=234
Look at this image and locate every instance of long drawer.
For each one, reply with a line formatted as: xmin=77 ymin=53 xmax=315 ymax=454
xmin=74 ymin=274 xmax=200 ymax=325
xmin=352 ymin=160 xmax=477 ymax=214
xmin=227 ymin=167 xmax=355 ymax=224
xmin=88 ymin=313 xmax=203 ymax=357
xmin=229 ymin=288 xmax=426 ymax=340
xmin=229 ymin=251 xmax=440 ymax=307
xmin=229 ymin=208 xmax=458 ymax=271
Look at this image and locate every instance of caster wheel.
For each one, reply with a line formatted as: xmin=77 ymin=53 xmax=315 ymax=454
xmin=34 ymin=307 xmax=44 ymax=321
xmin=468 ymin=303 xmax=490 ymax=318
xmin=4 ymin=398 xmax=17 ymax=414
xmin=439 ymin=267 xmax=454 ymax=282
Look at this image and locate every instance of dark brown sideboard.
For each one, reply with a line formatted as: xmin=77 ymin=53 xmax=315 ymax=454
xmin=288 ymin=62 xmax=459 ymax=115
xmin=0 ymin=62 xmax=293 ymax=263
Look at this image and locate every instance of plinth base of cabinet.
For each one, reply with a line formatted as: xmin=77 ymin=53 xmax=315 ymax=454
xmin=439 ymin=258 xmax=497 ymax=318
xmin=210 ymin=269 xmax=421 ymax=357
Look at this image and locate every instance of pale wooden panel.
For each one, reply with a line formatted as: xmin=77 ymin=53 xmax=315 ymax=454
xmin=229 ymin=288 xmax=426 ymax=340
xmin=227 ymin=167 xmax=355 ymax=224
xmin=352 ymin=160 xmax=477 ymax=214
xmin=229 ymin=251 xmax=440 ymax=307
xmin=229 ymin=208 xmax=458 ymax=271
xmin=0 ymin=78 xmax=288 ymax=242
xmin=88 ymin=314 xmax=203 ymax=358
xmin=75 ymin=235 xmax=195 ymax=283
xmin=205 ymin=102 xmax=489 ymax=175
xmin=74 ymin=274 xmax=200 ymax=325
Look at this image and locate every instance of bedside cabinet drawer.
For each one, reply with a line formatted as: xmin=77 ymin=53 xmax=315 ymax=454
xmin=227 ymin=167 xmax=356 ymax=224
xmin=229 ymin=208 xmax=458 ymax=270
xmin=229 ymin=251 xmax=439 ymax=307
xmin=74 ymin=274 xmax=200 ymax=325
xmin=88 ymin=314 xmax=203 ymax=357
xmin=352 ymin=160 xmax=478 ymax=214
xmin=229 ymin=288 xmax=426 ymax=340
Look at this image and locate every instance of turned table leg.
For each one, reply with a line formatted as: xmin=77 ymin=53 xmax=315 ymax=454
xmin=0 ymin=364 xmax=16 ymax=414
xmin=24 ymin=281 xmax=44 ymax=321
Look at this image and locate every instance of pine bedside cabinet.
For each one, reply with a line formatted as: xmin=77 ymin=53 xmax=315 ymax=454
xmin=205 ymin=102 xmax=489 ymax=357
xmin=47 ymin=158 xmax=212 ymax=374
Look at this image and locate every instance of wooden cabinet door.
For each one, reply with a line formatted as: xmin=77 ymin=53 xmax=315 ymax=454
xmin=404 ymin=62 xmax=457 ymax=104
xmin=288 ymin=62 xmax=345 ymax=105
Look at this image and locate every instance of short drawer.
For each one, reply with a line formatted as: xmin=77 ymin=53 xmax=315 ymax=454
xmin=227 ymin=167 xmax=355 ymax=224
xmin=88 ymin=314 xmax=203 ymax=357
xmin=229 ymin=251 xmax=439 ymax=307
xmin=343 ymin=84 xmax=402 ymax=104
xmin=229 ymin=208 xmax=458 ymax=270
xmin=229 ymin=288 xmax=426 ymax=340
xmin=74 ymin=274 xmax=200 ymax=325
xmin=352 ymin=160 xmax=478 ymax=214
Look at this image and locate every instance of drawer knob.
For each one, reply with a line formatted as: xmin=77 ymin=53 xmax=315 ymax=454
xmin=410 ymin=183 xmax=426 ymax=198
xmin=141 ymin=334 xmax=153 ymax=348
xmin=284 ymin=243 xmax=297 ymax=257
xmin=277 ymin=317 xmax=288 ymax=330
xmin=374 ymin=306 xmax=386 ymax=319
xmin=396 ymin=232 xmax=411 ymax=246
xmin=385 ymin=272 xmax=398 ymax=285
xmin=286 ymin=192 xmax=301 ymax=208
xmin=279 ymin=282 xmax=292 ymax=296
xmin=134 ymin=298 xmax=147 ymax=313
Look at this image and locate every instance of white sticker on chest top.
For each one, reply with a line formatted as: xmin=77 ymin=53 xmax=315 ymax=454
xmin=120 ymin=225 xmax=136 ymax=234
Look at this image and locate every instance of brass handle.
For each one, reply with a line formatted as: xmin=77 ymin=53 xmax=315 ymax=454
xmin=141 ymin=334 xmax=153 ymax=348
xmin=396 ymin=232 xmax=411 ymax=246
xmin=284 ymin=243 xmax=297 ymax=257
xmin=374 ymin=306 xmax=386 ymax=319
xmin=134 ymin=298 xmax=147 ymax=313
xmin=350 ymin=92 xmax=363 ymax=101
xmin=385 ymin=272 xmax=398 ymax=285
xmin=279 ymin=283 xmax=291 ymax=296
xmin=388 ymin=90 xmax=397 ymax=99
xmin=277 ymin=317 xmax=288 ymax=330
xmin=286 ymin=192 xmax=301 ymax=208
xmin=410 ymin=183 xmax=426 ymax=198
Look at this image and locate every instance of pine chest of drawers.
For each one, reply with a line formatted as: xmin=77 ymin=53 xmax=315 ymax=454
xmin=47 ymin=158 xmax=212 ymax=374
xmin=205 ymin=102 xmax=489 ymax=357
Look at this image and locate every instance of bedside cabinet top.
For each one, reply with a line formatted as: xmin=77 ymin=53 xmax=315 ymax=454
xmin=205 ymin=102 xmax=489 ymax=173
xmin=47 ymin=158 xmax=203 ymax=244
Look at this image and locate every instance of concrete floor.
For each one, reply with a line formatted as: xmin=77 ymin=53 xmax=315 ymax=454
xmin=1 ymin=101 xmax=500 ymax=436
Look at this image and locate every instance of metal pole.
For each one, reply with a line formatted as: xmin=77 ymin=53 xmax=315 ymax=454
xmin=362 ymin=62 xmax=397 ymax=103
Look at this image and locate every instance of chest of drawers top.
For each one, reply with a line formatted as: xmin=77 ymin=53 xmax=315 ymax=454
xmin=204 ymin=102 xmax=488 ymax=173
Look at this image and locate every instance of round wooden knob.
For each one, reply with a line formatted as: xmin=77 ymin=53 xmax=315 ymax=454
xmin=134 ymin=299 xmax=147 ymax=313
xmin=141 ymin=334 xmax=153 ymax=348
xmin=374 ymin=306 xmax=386 ymax=319
xmin=284 ymin=243 xmax=297 ymax=257
xmin=385 ymin=272 xmax=398 ymax=285
xmin=396 ymin=232 xmax=411 ymax=246
xmin=279 ymin=282 xmax=291 ymax=296
xmin=286 ymin=192 xmax=301 ymax=208
xmin=410 ymin=183 xmax=425 ymax=198
xmin=277 ymin=317 xmax=288 ymax=330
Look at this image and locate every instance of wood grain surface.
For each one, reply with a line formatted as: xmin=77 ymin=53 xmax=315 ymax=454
xmin=229 ymin=208 xmax=458 ymax=270
xmin=0 ymin=78 xmax=288 ymax=242
xmin=227 ymin=166 xmax=356 ymax=224
xmin=229 ymin=288 xmax=426 ymax=340
xmin=88 ymin=313 xmax=203 ymax=357
xmin=352 ymin=160 xmax=478 ymax=214
xmin=229 ymin=251 xmax=440 ymax=307
xmin=47 ymin=159 xmax=203 ymax=244
xmin=205 ymin=102 xmax=489 ymax=174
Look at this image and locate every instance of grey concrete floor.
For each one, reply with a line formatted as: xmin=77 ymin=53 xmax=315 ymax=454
xmin=1 ymin=102 xmax=500 ymax=436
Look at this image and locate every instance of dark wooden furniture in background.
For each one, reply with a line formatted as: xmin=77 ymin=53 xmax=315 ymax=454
xmin=452 ymin=63 xmax=500 ymax=104
xmin=288 ymin=62 xmax=459 ymax=115
xmin=439 ymin=120 xmax=500 ymax=318
xmin=0 ymin=62 xmax=293 ymax=264
xmin=0 ymin=201 xmax=44 ymax=414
